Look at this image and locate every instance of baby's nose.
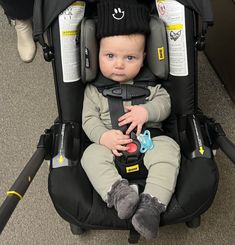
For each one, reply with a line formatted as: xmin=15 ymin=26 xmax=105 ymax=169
xmin=115 ymin=59 xmax=124 ymax=69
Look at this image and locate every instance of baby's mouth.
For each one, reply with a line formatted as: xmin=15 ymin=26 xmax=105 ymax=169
xmin=114 ymin=73 xmax=125 ymax=76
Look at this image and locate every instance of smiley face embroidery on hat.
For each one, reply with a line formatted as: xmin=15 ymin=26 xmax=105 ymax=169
xmin=112 ymin=8 xmax=125 ymax=20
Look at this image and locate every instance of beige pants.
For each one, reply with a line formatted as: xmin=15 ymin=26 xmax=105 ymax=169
xmin=81 ymin=135 xmax=181 ymax=206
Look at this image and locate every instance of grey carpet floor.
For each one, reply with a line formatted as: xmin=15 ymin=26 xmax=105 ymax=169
xmin=0 ymin=9 xmax=234 ymax=245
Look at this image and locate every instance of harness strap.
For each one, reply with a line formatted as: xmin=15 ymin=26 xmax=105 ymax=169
xmin=107 ymin=96 xmax=127 ymax=132
xmin=132 ymin=80 xmax=155 ymax=105
xmin=91 ymin=69 xmax=163 ymax=180
xmin=103 ymin=84 xmax=150 ymax=132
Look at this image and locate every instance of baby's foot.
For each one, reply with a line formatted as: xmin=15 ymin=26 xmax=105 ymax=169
xmin=107 ymin=179 xmax=139 ymax=219
xmin=132 ymin=193 xmax=166 ymax=240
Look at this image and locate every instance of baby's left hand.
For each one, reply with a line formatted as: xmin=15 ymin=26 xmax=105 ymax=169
xmin=118 ymin=105 xmax=148 ymax=136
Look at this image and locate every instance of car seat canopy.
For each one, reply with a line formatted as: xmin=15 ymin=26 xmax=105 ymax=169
xmin=33 ymin=0 xmax=214 ymax=40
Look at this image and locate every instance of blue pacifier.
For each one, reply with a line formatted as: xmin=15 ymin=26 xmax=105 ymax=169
xmin=137 ymin=130 xmax=154 ymax=153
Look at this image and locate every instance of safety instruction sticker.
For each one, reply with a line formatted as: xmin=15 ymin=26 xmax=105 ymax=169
xmin=156 ymin=0 xmax=188 ymax=76
xmin=59 ymin=1 xmax=85 ymax=82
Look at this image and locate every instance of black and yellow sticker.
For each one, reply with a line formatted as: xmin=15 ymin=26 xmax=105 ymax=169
xmin=157 ymin=47 xmax=165 ymax=61
xmin=126 ymin=164 xmax=139 ymax=173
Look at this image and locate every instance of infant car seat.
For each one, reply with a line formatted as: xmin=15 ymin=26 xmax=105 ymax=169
xmin=33 ymin=0 xmax=220 ymax=242
xmin=1 ymin=0 xmax=234 ymax=243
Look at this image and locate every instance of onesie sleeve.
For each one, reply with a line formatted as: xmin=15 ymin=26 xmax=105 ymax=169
xmin=142 ymin=84 xmax=171 ymax=123
xmin=82 ymin=85 xmax=109 ymax=144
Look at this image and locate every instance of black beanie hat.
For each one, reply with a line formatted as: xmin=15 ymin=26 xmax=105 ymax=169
xmin=97 ymin=0 xmax=150 ymax=39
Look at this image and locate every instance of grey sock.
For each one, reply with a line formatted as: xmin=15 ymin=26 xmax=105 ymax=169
xmin=132 ymin=193 xmax=166 ymax=240
xmin=107 ymin=179 xmax=139 ymax=219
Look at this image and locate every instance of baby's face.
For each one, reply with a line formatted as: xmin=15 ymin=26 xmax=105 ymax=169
xmin=99 ymin=34 xmax=145 ymax=83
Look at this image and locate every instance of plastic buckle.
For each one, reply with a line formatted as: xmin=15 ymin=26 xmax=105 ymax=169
xmin=42 ymin=44 xmax=54 ymax=62
xmin=37 ymin=129 xmax=52 ymax=160
xmin=36 ymin=34 xmax=54 ymax=62
xmin=103 ymin=84 xmax=150 ymax=100
xmin=122 ymin=132 xmax=141 ymax=161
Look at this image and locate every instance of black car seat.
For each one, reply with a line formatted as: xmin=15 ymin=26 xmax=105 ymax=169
xmin=31 ymin=0 xmax=221 ymax=243
xmin=1 ymin=1 xmax=235 ymax=241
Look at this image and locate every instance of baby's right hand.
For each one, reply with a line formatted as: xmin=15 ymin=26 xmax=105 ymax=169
xmin=100 ymin=130 xmax=133 ymax=156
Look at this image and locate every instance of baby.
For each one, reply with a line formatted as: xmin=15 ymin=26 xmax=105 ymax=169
xmin=81 ymin=0 xmax=181 ymax=240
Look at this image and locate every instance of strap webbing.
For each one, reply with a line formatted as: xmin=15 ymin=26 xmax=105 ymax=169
xmin=132 ymin=95 xmax=146 ymax=106
xmin=107 ymin=96 xmax=127 ymax=132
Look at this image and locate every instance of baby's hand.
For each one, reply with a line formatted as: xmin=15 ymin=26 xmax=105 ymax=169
xmin=118 ymin=105 xmax=148 ymax=136
xmin=100 ymin=130 xmax=132 ymax=156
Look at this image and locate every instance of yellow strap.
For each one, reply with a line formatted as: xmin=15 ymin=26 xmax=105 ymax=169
xmin=6 ymin=191 xmax=23 ymax=200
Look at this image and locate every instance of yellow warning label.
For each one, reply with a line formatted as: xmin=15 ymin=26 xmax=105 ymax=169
xmin=62 ymin=30 xmax=79 ymax=36
xmin=72 ymin=1 xmax=85 ymax=7
xmin=157 ymin=47 xmax=165 ymax=61
xmin=126 ymin=164 xmax=139 ymax=173
xmin=166 ymin=24 xmax=183 ymax=31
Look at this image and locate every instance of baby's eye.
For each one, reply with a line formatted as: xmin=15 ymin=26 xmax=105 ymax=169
xmin=127 ymin=56 xmax=135 ymax=61
xmin=107 ymin=54 xmax=114 ymax=59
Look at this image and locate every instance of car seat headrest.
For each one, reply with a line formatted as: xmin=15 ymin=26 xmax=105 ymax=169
xmin=80 ymin=15 xmax=168 ymax=83
xmin=80 ymin=18 xmax=98 ymax=83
